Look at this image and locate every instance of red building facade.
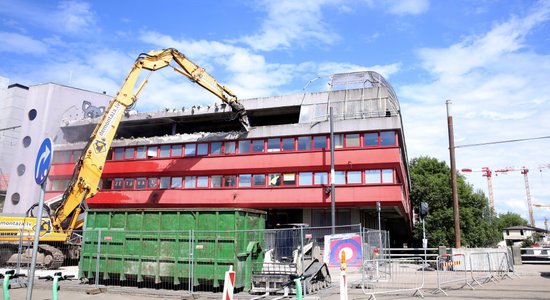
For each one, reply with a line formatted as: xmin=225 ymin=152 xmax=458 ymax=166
xmin=46 ymin=72 xmax=412 ymax=245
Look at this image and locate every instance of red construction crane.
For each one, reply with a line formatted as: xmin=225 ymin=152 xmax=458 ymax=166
xmin=461 ymin=167 xmax=494 ymax=211
xmin=494 ymin=166 xmax=535 ymax=226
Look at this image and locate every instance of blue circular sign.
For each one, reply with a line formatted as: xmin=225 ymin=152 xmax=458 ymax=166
xmin=34 ymin=138 xmax=54 ymax=185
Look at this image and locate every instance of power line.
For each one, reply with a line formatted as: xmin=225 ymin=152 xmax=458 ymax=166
xmin=455 ymin=135 xmax=550 ymax=149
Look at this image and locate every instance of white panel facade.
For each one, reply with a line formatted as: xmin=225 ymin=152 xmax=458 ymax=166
xmin=4 ymin=83 xmax=111 ymax=213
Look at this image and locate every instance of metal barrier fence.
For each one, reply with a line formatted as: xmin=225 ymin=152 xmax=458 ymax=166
xmin=361 ymin=257 xmax=424 ymax=300
xmin=433 ymin=253 xmax=473 ymax=295
xmin=521 ymin=247 xmax=550 ymax=264
xmin=1 ymin=224 xmax=389 ymax=296
xmin=469 ymin=252 xmax=493 ymax=286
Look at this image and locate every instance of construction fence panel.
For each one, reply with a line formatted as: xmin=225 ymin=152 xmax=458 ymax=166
xmin=251 ymin=224 xmax=362 ymax=295
xmin=363 ymin=229 xmax=390 ymax=261
xmin=433 ymin=253 xmax=473 ymax=295
xmin=361 ymin=257 xmax=424 ymax=299
xmin=0 ymin=228 xmax=82 ymax=290
xmin=488 ymin=251 xmax=513 ymax=280
xmin=80 ymin=229 xmax=195 ymax=291
xmin=468 ymin=252 xmax=492 ymax=286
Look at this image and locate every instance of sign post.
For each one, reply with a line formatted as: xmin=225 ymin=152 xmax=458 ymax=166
xmin=26 ymin=138 xmax=54 ymax=300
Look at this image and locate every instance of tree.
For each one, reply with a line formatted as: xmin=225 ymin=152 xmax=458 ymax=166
xmin=496 ymin=212 xmax=528 ymax=233
xmin=410 ymin=156 xmax=500 ymax=247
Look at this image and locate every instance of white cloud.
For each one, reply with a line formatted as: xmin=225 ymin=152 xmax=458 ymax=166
xmin=239 ymin=0 xmax=340 ymax=51
xmin=0 ymin=31 xmax=48 ymax=54
xmin=55 ymin=1 xmax=96 ymax=34
xmin=399 ymin=2 xmax=550 ymax=223
xmin=386 ymin=0 xmax=430 ymax=15
xmin=364 ymin=0 xmax=429 ymax=16
xmin=0 ymin=0 xmax=97 ymax=36
xmin=317 ymin=62 xmax=401 ymax=79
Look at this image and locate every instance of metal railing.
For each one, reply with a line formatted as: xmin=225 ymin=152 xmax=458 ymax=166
xmin=520 ymin=247 xmax=550 ymax=264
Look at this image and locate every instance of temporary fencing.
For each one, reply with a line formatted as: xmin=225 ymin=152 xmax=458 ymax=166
xmin=468 ymin=252 xmax=493 ymax=286
xmin=1 ymin=224 xmax=393 ymax=296
xmin=488 ymin=251 xmax=514 ymax=280
xmin=433 ymin=253 xmax=473 ymax=295
xmin=361 ymin=257 xmax=424 ymax=300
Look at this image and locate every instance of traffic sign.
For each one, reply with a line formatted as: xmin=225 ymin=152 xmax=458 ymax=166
xmin=34 ymin=138 xmax=54 ymax=185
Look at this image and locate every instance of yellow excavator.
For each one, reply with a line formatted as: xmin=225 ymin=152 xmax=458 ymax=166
xmin=0 ymin=48 xmax=250 ymax=269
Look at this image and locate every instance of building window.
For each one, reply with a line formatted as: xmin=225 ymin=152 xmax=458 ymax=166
xmin=147 ymin=146 xmax=158 ymax=158
xmin=125 ymin=178 xmax=138 ymax=190
xmin=101 ymin=178 xmax=112 ymax=190
xmin=252 ymin=140 xmax=264 ymax=153
xmin=282 ymin=173 xmax=296 ymax=185
xmin=160 ymin=145 xmax=171 ymax=158
xmin=223 ymin=175 xmax=237 ymax=187
xmin=365 ymin=170 xmax=382 ymax=184
xmin=211 ymin=175 xmax=222 ymax=188
xmin=124 ymin=147 xmax=134 ymax=159
xmin=334 ymin=171 xmax=346 ymax=184
xmin=171 ymin=145 xmax=182 ymax=157
xmin=382 ymin=169 xmax=394 ymax=183
xmin=239 ymin=174 xmax=252 ymax=187
xmin=211 ymin=142 xmax=222 ymax=155
xmin=136 ymin=146 xmax=147 ymax=159
xmin=313 ymin=136 xmax=326 ymax=150
xmin=171 ymin=177 xmax=183 ymax=189
xmin=159 ymin=177 xmax=171 ymax=189
xmin=184 ymin=176 xmax=196 ymax=188
xmin=268 ymin=173 xmax=281 ymax=186
xmin=72 ymin=150 xmax=82 ymax=163
xmin=136 ymin=178 xmax=147 ymax=189
xmin=267 ymin=138 xmax=281 ymax=152
xmin=224 ymin=141 xmax=236 ymax=154
xmin=333 ymin=134 xmax=343 ymax=149
xmin=312 ymin=209 xmax=351 ymax=227
xmin=364 ymin=133 xmax=378 ymax=146
xmin=253 ymin=174 xmax=266 ymax=187
xmin=282 ymin=138 xmax=295 ymax=151
xmin=184 ymin=144 xmax=196 ymax=156
xmin=113 ymin=148 xmax=124 ymax=160
xmin=347 ymin=171 xmax=362 ymax=184
xmin=298 ymin=136 xmax=311 ymax=151
xmin=113 ymin=178 xmax=123 ymax=190
xmin=314 ymin=172 xmax=328 ymax=185
xmin=345 ymin=134 xmax=360 ymax=147
xmin=197 ymin=143 xmax=208 ymax=155
xmin=380 ymin=131 xmax=396 ymax=146
xmin=239 ymin=140 xmax=251 ymax=154
xmin=148 ymin=178 xmax=158 ymax=189
xmin=197 ymin=176 xmax=208 ymax=187
xmin=298 ymin=172 xmax=313 ymax=186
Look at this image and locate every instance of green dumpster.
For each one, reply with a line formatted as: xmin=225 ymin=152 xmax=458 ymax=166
xmin=79 ymin=208 xmax=265 ymax=291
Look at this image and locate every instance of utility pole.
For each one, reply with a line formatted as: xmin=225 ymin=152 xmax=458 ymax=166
xmin=446 ymin=100 xmax=461 ymax=248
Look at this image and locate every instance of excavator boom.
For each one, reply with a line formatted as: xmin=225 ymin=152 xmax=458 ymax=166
xmin=0 ymin=49 xmax=249 ymax=269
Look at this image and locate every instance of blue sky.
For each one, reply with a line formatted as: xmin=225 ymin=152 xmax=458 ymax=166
xmin=1 ymin=0 xmax=550 ymax=227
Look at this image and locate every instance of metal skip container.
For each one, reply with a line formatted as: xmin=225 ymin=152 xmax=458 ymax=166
xmin=79 ymin=208 xmax=265 ymax=291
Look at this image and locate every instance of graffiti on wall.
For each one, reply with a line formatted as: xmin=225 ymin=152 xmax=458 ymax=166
xmin=82 ymin=100 xmax=105 ymax=119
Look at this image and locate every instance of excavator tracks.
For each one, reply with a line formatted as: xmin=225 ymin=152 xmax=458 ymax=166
xmin=38 ymin=244 xmax=65 ymax=269
xmin=1 ymin=242 xmax=65 ymax=270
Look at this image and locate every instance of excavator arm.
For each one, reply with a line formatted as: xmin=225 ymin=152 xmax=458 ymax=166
xmin=51 ymin=48 xmax=250 ymax=233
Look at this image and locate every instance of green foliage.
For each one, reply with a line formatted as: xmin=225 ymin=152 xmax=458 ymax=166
xmin=496 ymin=212 xmax=528 ymax=233
xmin=521 ymin=232 xmax=543 ymax=247
xmin=410 ymin=156 xmax=501 ymax=247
